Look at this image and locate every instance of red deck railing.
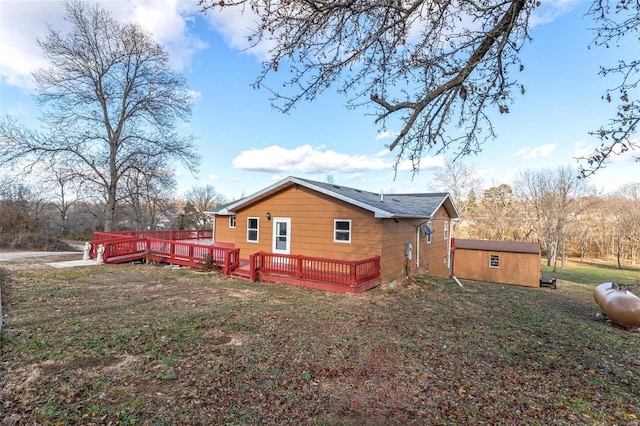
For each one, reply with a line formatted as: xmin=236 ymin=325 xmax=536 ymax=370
xmin=89 ymin=231 xmax=380 ymax=293
xmin=248 ymin=251 xmax=381 ymax=291
xmin=146 ymin=238 xmax=239 ymax=273
xmin=93 ymin=229 xmax=212 ymax=241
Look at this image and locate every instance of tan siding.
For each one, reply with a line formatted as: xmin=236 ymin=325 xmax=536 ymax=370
xmin=233 ymin=186 xmax=382 ymax=261
xmin=420 ymin=206 xmax=452 ymax=278
xmin=214 ymin=215 xmax=236 ymax=245
xmin=454 ymin=249 xmax=541 ymax=287
xmin=379 ymin=205 xmax=453 ymax=285
xmin=229 ymin=186 xmax=454 ymax=287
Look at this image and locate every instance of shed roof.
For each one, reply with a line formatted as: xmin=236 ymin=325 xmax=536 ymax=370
xmin=206 ymin=176 xmax=460 ymax=220
xmin=454 ymin=239 xmax=540 ymax=254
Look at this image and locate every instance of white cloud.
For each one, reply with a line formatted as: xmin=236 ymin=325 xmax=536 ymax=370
xmin=232 ymin=144 xmax=391 ymax=173
xmin=571 ymin=140 xmax=594 ymax=159
xmin=396 ymin=155 xmax=445 ymax=172
xmin=376 ymin=131 xmax=398 ymax=141
xmin=344 ymin=173 xmax=362 ymax=181
xmin=530 ymin=0 xmax=582 ymax=27
xmin=512 ymin=144 xmax=556 ymax=159
xmin=0 ymin=0 xmax=205 ymax=91
xmin=202 ymin=4 xmax=274 ymax=60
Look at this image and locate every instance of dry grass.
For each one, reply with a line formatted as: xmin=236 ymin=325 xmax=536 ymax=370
xmin=1 ymin=257 xmax=639 ymax=425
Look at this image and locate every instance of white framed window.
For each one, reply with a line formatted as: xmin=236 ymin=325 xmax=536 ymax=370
xmin=247 ymin=217 xmax=259 ymax=242
xmin=444 ymin=221 xmax=449 ymax=240
xmin=426 ymin=221 xmax=432 ymax=244
xmin=334 ymin=219 xmax=351 ymax=243
xmin=229 ymin=215 xmax=236 ymax=228
xmin=490 ymin=254 xmax=500 ymax=268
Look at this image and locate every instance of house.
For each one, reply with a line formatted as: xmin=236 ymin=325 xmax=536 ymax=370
xmin=452 ymin=239 xmax=541 ymax=287
xmin=208 ymin=176 xmax=459 ymax=290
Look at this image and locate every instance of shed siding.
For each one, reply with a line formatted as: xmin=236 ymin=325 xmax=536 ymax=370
xmin=233 ymin=186 xmax=382 ymax=262
xmin=214 ymin=215 xmax=236 ymax=245
xmin=454 ymin=248 xmax=540 ymax=287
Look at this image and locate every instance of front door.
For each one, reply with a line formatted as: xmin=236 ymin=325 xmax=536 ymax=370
xmin=272 ymin=218 xmax=291 ymax=255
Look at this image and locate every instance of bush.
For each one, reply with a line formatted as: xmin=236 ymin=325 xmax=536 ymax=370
xmin=0 ymin=232 xmax=75 ymax=251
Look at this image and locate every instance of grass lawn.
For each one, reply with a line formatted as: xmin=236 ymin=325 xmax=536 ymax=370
xmin=542 ymin=257 xmax=640 ymax=286
xmin=1 ymin=256 xmax=639 ymax=425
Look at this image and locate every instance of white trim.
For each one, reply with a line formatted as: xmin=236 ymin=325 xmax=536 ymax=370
xmin=334 ymin=219 xmax=352 ymax=243
xmin=272 ymin=217 xmax=291 ymax=254
xmin=247 ymin=217 xmax=259 ymax=243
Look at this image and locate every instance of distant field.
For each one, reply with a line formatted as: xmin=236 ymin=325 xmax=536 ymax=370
xmin=1 ymin=256 xmax=638 ymax=425
xmin=541 ymin=257 xmax=640 ymax=287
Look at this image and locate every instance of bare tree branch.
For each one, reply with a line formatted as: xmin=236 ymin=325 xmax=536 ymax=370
xmin=0 ymin=0 xmax=200 ymax=231
xmin=200 ymin=0 xmax=534 ymax=169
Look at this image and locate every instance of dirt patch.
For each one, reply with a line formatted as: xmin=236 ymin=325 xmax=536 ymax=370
xmin=40 ymin=355 xmax=122 ymax=374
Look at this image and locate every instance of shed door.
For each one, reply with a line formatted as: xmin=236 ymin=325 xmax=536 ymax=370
xmin=272 ymin=218 xmax=291 ymax=255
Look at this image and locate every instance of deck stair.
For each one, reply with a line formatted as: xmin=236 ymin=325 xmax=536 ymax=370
xmin=230 ymin=260 xmax=252 ymax=281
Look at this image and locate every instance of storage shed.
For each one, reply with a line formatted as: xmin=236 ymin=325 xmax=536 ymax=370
xmin=452 ymin=239 xmax=541 ymax=288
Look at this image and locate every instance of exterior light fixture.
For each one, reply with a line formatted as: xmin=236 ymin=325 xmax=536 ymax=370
xmin=266 ymin=212 xmax=271 ymax=220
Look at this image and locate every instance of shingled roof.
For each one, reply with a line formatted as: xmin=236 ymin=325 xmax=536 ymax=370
xmin=208 ymin=176 xmax=459 ymax=220
xmin=454 ymin=239 xmax=540 ymax=254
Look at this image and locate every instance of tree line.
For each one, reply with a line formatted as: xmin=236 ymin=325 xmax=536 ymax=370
xmin=0 ymin=169 xmax=224 ymax=247
xmin=2 ymin=159 xmax=639 ymax=270
xmin=433 ymin=161 xmax=640 ymax=270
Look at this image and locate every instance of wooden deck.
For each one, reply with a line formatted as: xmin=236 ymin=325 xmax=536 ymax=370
xmin=90 ymin=231 xmax=381 ymax=293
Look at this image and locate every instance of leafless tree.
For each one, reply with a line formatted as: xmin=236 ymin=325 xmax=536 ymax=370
xmin=184 ymin=185 xmax=227 ymax=229
xmin=470 ymin=184 xmax=526 ymax=241
xmin=431 ymin=158 xmax=482 ymax=221
xmin=200 ymin=0 xmax=535 ymax=169
xmin=0 ymin=1 xmax=199 ymax=231
xmin=613 ymin=183 xmax=640 ymax=266
xmin=121 ymin=162 xmax=177 ymax=230
xmin=43 ymin=164 xmax=85 ymax=236
xmin=580 ymin=0 xmax=640 ymax=176
xmin=515 ymin=166 xmax=594 ymax=271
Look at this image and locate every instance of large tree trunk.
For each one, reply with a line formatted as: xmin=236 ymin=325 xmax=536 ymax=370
xmin=104 ymin=182 xmax=118 ymax=232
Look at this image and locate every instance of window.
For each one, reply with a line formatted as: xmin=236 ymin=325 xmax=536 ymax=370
xmin=490 ymin=254 xmax=500 ymax=268
xmin=426 ymin=221 xmax=432 ymax=244
xmin=444 ymin=221 xmax=449 ymax=240
xmin=247 ymin=217 xmax=259 ymax=242
xmin=229 ymin=215 xmax=236 ymax=228
xmin=334 ymin=220 xmax=351 ymax=243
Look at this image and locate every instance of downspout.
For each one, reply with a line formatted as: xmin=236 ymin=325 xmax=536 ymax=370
xmin=415 ymin=219 xmax=432 ymax=272
xmin=447 ymin=230 xmax=452 ymax=274
xmin=416 ymin=225 xmax=420 ymax=269
xmin=450 ymin=237 xmax=463 ymax=287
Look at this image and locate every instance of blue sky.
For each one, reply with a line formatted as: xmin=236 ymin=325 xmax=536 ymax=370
xmin=1 ymin=0 xmax=638 ymax=202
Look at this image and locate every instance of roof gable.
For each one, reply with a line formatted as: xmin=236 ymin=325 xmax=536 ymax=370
xmin=208 ymin=176 xmax=460 ymax=219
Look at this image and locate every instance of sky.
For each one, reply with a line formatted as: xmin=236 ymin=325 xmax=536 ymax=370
xmin=0 ymin=0 xmax=638 ymax=202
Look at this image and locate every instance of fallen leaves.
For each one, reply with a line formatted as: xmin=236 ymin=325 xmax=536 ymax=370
xmin=1 ymin=264 xmax=639 ymax=424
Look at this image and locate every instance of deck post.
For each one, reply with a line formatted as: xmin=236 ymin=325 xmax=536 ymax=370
xmin=223 ymin=250 xmax=229 ymax=276
xmin=249 ymin=253 xmax=256 ymax=282
xmin=296 ymin=255 xmax=303 ymax=278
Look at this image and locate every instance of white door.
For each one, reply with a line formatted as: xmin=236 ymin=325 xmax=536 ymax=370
xmin=272 ymin=218 xmax=291 ymax=255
